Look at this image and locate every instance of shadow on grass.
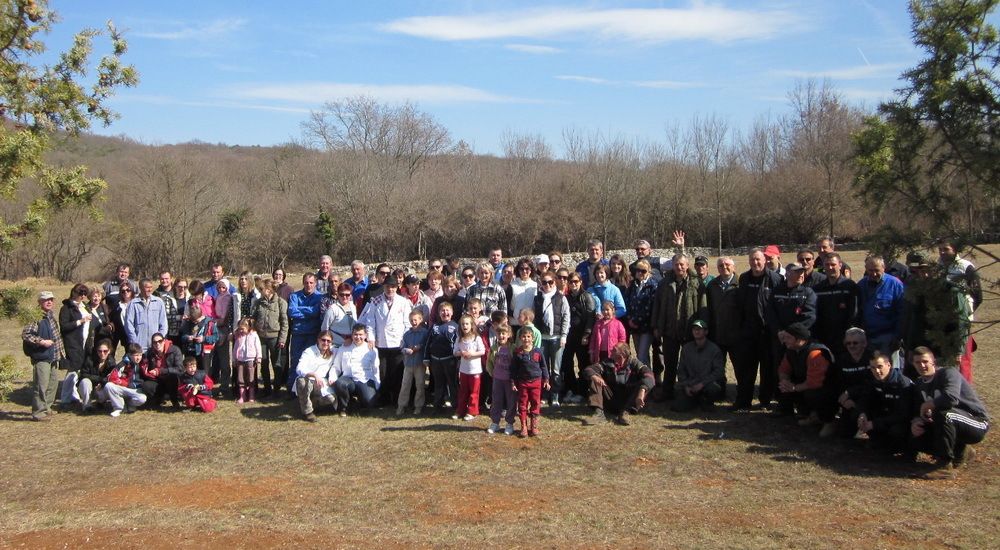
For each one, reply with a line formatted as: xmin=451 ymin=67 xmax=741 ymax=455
xmin=5 ymin=383 xmax=34 ymax=408
xmin=0 ymin=409 xmax=35 ymax=422
xmin=662 ymin=415 xmax=921 ymax=478
xmin=237 ymin=402 xmax=301 ymax=422
xmin=380 ymin=423 xmax=482 ymax=433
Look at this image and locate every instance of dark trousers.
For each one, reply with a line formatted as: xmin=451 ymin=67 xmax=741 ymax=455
xmin=733 ymin=331 xmax=774 ymax=408
xmin=587 ymin=376 xmax=647 ymax=416
xmin=210 ymin=332 xmax=231 ymax=395
xmin=259 ymin=336 xmax=280 ymax=393
xmin=561 ymin=332 xmax=589 ymax=397
xmin=377 ymin=347 xmax=404 ymax=406
xmin=777 ymin=385 xmax=838 ymax=422
xmin=913 ymin=408 xmax=989 ymax=461
xmin=671 ymin=381 xmax=723 ymax=412
xmin=429 ymin=357 xmax=458 ymax=409
xmin=840 ymin=407 xmax=910 ymax=452
xmin=661 ymin=338 xmax=682 ymax=393
xmin=141 ymin=374 xmax=180 ymax=407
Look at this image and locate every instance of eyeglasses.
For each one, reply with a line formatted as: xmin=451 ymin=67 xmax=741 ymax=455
xmin=636 ymin=269 xmax=648 ymax=274
xmin=463 ymin=273 xmax=475 ymax=278
xmin=176 ymin=285 xmax=188 ymax=290
xmin=550 ymin=258 xmax=561 ymax=264
xmin=152 ymin=339 xmax=164 ymax=344
xmin=541 ymin=280 xmax=554 ymax=286
xmin=378 ymin=271 xmax=391 ymax=276
xmin=97 ymin=349 xmax=110 ymax=354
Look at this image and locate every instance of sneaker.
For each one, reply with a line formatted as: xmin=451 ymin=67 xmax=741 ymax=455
xmin=504 ymin=423 xmax=515 ymax=436
xmin=550 ymin=397 xmax=561 ymax=407
xmin=616 ymin=411 xmax=632 ymax=426
xmin=444 ymin=400 xmax=452 ymax=408
xmin=953 ymin=446 xmax=977 ymax=468
xmin=338 ymin=410 xmax=348 ymax=418
xmin=451 ymin=414 xmax=460 ymax=420
xmin=462 ymin=414 xmax=476 ymax=421
xmin=583 ymin=408 xmax=606 ymax=426
xmin=304 ymin=413 xmax=317 ymax=422
xmin=413 ymin=408 xmax=422 ymax=415
xmin=236 ymin=397 xmax=245 ymax=404
xmin=32 ymin=414 xmax=51 ymax=422
xmin=487 ymin=422 xmax=499 ymax=434
xmin=110 ymin=409 xmax=122 ymax=418
xmin=819 ymin=422 xmax=837 ymax=438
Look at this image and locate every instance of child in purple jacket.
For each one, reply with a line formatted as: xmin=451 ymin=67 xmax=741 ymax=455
xmin=486 ymin=325 xmax=516 ymax=435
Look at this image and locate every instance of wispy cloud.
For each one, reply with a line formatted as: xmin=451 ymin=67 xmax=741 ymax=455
xmin=382 ymin=6 xmax=805 ymax=43
xmin=556 ymin=75 xmax=703 ymax=90
xmin=233 ymin=82 xmax=535 ymax=104
xmin=135 ymin=18 xmax=247 ymax=41
xmin=504 ymin=43 xmax=563 ymax=54
xmin=773 ymin=63 xmax=902 ymax=80
xmin=115 ymin=93 xmax=310 ymax=114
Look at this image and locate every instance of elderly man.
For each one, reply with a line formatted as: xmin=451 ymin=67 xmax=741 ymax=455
xmin=22 ymin=291 xmax=65 ymax=421
xmin=812 ymin=253 xmax=860 ymax=356
xmin=672 ymin=319 xmax=724 ymax=412
xmin=705 ymin=257 xmax=739 ymax=395
xmin=287 ymin=273 xmax=323 ymax=393
xmin=293 ymin=331 xmax=338 ymax=422
xmin=347 ymin=260 xmax=369 ymax=300
xmin=910 ymin=347 xmax=990 ymax=479
xmin=732 ymin=248 xmax=783 ymax=412
xmin=124 ymin=279 xmax=169 ymax=353
xmin=465 ymin=262 xmax=507 ymax=316
xmin=651 ymin=253 xmax=706 ymax=399
xmin=859 ymin=255 xmax=905 ymax=364
xmin=576 ymin=239 xmax=610 ymax=288
xmin=315 ymin=255 xmax=335 ymax=296
xmin=763 ymin=245 xmax=785 ymax=277
xmin=581 ymin=343 xmax=654 ymax=426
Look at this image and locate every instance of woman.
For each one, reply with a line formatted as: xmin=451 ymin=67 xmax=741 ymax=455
xmin=322 ymin=282 xmax=357 ymax=347
xmin=78 ymin=339 xmax=115 ymax=412
xmin=107 ymin=282 xmax=134 ymax=357
xmin=431 ymin=275 xmax=465 ymax=325
xmin=509 ymin=257 xmax=537 ymax=331
xmin=88 ymin=286 xmax=115 ymax=358
xmin=609 ymin=254 xmax=633 ymax=297
xmin=625 ymin=259 xmax=659 ymax=365
xmin=232 ymin=271 xmax=261 ymax=330
xmin=587 ymin=265 xmax=627 ymax=320
xmin=423 ymin=271 xmax=444 ymax=303
xmin=255 ymin=279 xmax=289 ymax=398
xmin=401 ymin=275 xmax=433 ymax=322
xmin=187 ymin=280 xmax=215 ymax=320
xmin=59 ymin=283 xmax=94 ymax=405
xmin=554 ymin=267 xmax=572 ymax=296
xmin=173 ymin=278 xmax=190 ymax=322
xmin=561 ymin=273 xmax=596 ymax=403
xmin=534 ymin=273 xmax=570 ymax=406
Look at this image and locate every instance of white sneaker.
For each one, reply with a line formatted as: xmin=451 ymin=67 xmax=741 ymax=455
xmin=504 ymin=423 xmax=515 ymax=435
xmin=463 ymin=414 xmax=476 ymax=421
xmin=487 ymin=422 xmax=499 ymax=434
xmin=444 ymin=400 xmax=452 ymax=408
xmin=451 ymin=414 xmax=460 ymax=420
xmin=110 ymin=409 xmax=122 ymax=417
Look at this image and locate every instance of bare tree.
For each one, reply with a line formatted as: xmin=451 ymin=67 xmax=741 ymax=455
xmin=689 ymin=114 xmax=738 ymax=254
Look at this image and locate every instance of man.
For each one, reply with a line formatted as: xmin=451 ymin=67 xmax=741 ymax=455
xmin=705 ymin=257 xmax=739 ymax=395
xmin=359 ymin=276 xmax=410 ymax=406
xmin=347 ymin=260 xmax=369 ymax=299
xmin=763 ymin=245 xmax=785 ymax=277
xmin=859 ymin=255 xmax=904 ymax=362
xmin=575 ymin=239 xmax=609 ymax=288
xmin=287 ymin=273 xmax=323 ymax=392
xmin=838 ymin=350 xmax=912 ymax=452
xmin=651 ymin=253 xmax=706 ymax=399
xmin=22 ymin=291 xmax=65 ymax=421
xmin=900 ymin=252 xmax=971 ymax=379
xmin=937 ymin=238 xmax=982 ymax=381
xmin=796 ymin=249 xmax=825 ymax=288
xmin=776 ymin=323 xmax=838 ymax=438
xmin=732 ymin=248 xmax=783 ymax=412
xmin=812 ymin=253 xmax=859 ymax=356
xmin=103 ymin=263 xmax=136 ymax=299
xmin=420 ymin=259 xmax=443 ymax=291
xmin=124 ymin=279 xmax=169 ymax=353
xmin=581 ymin=343 xmax=654 ymax=426
xmin=910 ymin=347 xmax=989 ymax=479
xmin=629 ymin=230 xmax=686 ymax=281
xmin=489 ymin=248 xmax=505 ymax=283
xmin=315 ymin=255 xmax=334 ymax=296
xmin=672 ymin=320 xmax=724 ymax=412
xmin=362 ymin=263 xmax=392 ymax=309
xmin=465 ymin=262 xmax=507 ymax=316
xmin=768 ymin=262 xmax=817 ymax=333
xmin=156 ymin=271 xmax=182 ymax=344
xmin=693 ymin=256 xmax=714 ymax=287
xmin=206 ymin=264 xmax=236 ymax=299
xmin=816 ymin=237 xmax=852 ymax=278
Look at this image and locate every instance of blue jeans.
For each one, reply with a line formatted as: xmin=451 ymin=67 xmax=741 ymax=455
xmin=334 ymin=375 xmax=378 ymax=411
xmin=286 ymin=333 xmax=317 ymax=391
xmin=541 ymin=338 xmax=564 ymax=402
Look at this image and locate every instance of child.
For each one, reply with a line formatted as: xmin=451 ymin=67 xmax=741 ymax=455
xmin=180 ymin=301 xmax=218 ymax=374
xmin=424 ymin=302 xmax=459 ymax=412
xmin=452 ymin=314 xmax=486 ymax=421
xmin=98 ymin=343 xmax=148 ymax=417
xmin=233 ymin=319 xmax=262 ymax=404
xmin=486 ymin=310 xmax=509 ymax=349
xmin=487 ymin=325 xmax=517 ymax=435
xmin=590 ymin=300 xmax=627 ymax=364
xmin=398 ymin=309 xmax=430 ymax=415
xmin=212 ymin=279 xmax=233 ymax=397
xmin=466 ymin=298 xmax=488 ymax=329
xmin=511 ymin=327 xmax=550 ymax=437
xmin=178 ymin=356 xmax=217 ymax=413
xmin=517 ymin=308 xmax=542 ymax=348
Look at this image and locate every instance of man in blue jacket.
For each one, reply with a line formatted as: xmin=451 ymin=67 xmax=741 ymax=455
xmin=859 ymin=255 xmax=904 ymax=367
xmin=286 ymin=273 xmax=323 ymax=392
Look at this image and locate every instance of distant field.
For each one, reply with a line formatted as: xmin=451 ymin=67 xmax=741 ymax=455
xmin=0 ymin=248 xmax=997 ymax=549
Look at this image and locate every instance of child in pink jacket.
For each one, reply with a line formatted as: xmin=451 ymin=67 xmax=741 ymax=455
xmin=232 ymin=319 xmax=262 ymax=403
xmin=590 ymin=301 xmax=626 ymax=364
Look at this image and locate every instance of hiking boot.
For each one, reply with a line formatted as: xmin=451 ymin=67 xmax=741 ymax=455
xmin=921 ymin=460 xmax=956 ymax=480
xmin=616 ymin=411 xmax=632 ymax=426
xmin=304 ymin=412 xmax=317 ymax=422
xmin=583 ymin=408 xmax=606 ymax=426
xmin=953 ymin=446 xmax=977 ymax=468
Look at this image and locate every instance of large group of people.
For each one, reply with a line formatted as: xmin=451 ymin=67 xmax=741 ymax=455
xmin=21 ymin=235 xmax=989 ymax=477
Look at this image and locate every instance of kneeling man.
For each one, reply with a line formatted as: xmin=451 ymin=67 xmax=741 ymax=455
xmin=582 ymin=343 xmax=654 ymax=426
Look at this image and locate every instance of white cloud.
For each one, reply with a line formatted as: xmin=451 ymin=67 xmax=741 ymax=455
xmin=135 ymin=18 xmax=247 ymax=41
xmin=773 ymin=63 xmax=902 ymax=80
xmin=556 ymin=75 xmax=703 ymax=90
xmin=504 ymin=44 xmax=563 ymax=54
xmin=233 ymin=82 xmax=533 ymax=104
xmin=382 ymin=6 xmax=804 ymax=43
xmin=116 ymin=93 xmax=310 ymax=114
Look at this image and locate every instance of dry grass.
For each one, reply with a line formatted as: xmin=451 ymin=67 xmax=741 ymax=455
xmin=0 ymin=251 xmax=997 ymax=549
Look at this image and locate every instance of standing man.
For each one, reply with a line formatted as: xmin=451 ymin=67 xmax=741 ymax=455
xmin=630 ymin=239 xmax=665 ymax=281
xmin=465 ymin=262 xmax=507 ymax=316
xmin=315 ymin=255 xmax=334 ymax=296
xmin=576 ymin=239 xmax=609 ymax=288
xmin=796 ymin=249 xmax=825 ymax=288
xmin=732 ymin=248 xmax=783 ymax=412
xmin=206 ymin=264 xmax=236 ymax=299
xmin=859 ymin=255 xmax=905 ymax=364
xmin=763 ymin=245 xmax=785 ymax=277
xmin=156 ymin=271 xmax=181 ymax=345
xmin=124 ymin=279 xmax=169 ymax=353
xmin=347 ymin=260 xmax=369 ymax=301
xmin=705 ymin=257 xmax=739 ymax=396
xmin=812 ymin=253 xmax=859 ymax=356
xmin=489 ymin=248 xmax=505 ymax=283
xmin=651 ymin=254 xmax=706 ymax=400
xmin=937 ymin=238 xmax=982 ymax=381
xmin=816 ymin=237 xmax=852 ymax=278
xmin=359 ymin=276 xmax=410 ymax=406
xmin=286 ymin=273 xmax=323 ymax=393
xmin=22 ymin=291 xmax=65 ymax=421
xmin=103 ymin=263 xmax=136 ymax=299
xmin=693 ymin=256 xmax=713 ymax=287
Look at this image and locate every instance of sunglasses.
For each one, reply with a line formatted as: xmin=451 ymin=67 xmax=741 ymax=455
xmin=463 ymin=273 xmax=475 ymax=278
xmin=551 ymin=258 xmax=562 ymax=263
xmin=152 ymin=339 xmax=164 ymax=344
xmin=569 ymin=279 xmax=582 ymax=284
xmin=430 ymin=264 xmax=442 ymax=269
xmin=557 ymin=275 xmax=568 ymax=280
xmin=121 ymin=289 xmax=133 ymax=293
xmin=541 ymin=280 xmax=555 ymax=286
xmin=339 ymin=293 xmax=352 ymax=297
xmin=97 ymin=349 xmax=110 ymax=354
xmin=636 ymin=269 xmax=648 ymax=274
xmin=378 ymin=271 xmax=391 ymax=276
xmin=176 ymin=285 xmax=188 ymax=290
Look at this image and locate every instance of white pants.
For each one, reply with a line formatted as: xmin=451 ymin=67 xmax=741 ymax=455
xmin=99 ymin=383 xmax=147 ymax=413
xmin=60 ymin=371 xmax=81 ymax=404
xmin=77 ymin=378 xmax=100 ymax=408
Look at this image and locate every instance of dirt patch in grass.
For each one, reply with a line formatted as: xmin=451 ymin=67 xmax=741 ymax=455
xmin=0 ymin=527 xmax=368 ymax=550
xmin=404 ymin=473 xmax=566 ymax=525
xmin=84 ymin=476 xmax=286 ymax=511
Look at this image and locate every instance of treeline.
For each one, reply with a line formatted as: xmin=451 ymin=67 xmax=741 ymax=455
xmin=1 ymin=80 xmax=995 ymax=282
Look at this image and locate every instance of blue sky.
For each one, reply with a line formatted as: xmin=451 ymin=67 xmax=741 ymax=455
xmin=42 ymin=1 xmax=980 ymax=155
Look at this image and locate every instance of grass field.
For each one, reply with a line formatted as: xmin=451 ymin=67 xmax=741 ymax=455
xmin=0 ymin=250 xmax=997 ymax=549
